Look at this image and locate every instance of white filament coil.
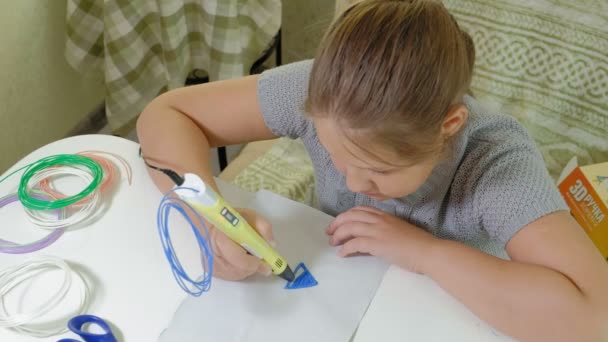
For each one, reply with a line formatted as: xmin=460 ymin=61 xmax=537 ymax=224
xmin=0 ymin=256 xmax=89 ymax=337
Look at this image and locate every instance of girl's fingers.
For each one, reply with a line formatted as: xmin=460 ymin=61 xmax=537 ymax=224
xmin=213 ymin=255 xmax=251 ymax=281
xmin=330 ymin=221 xmax=374 ymax=246
xmin=327 ymin=207 xmax=380 ymax=235
xmin=256 ymin=262 xmax=272 ymax=276
xmin=351 ymin=206 xmax=386 ymax=215
xmin=215 ymin=232 xmax=263 ymax=278
xmin=338 ymin=237 xmax=379 ymax=257
xmin=237 ymin=208 xmax=275 ymax=245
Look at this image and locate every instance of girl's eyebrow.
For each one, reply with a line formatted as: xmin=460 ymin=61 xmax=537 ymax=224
xmin=373 ymin=167 xmax=395 ymax=172
xmin=360 ymin=160 xmax=415 ymax=171
xmin=352 ymin=162 xmax=399 ymax=172
xmin=368 ymin=166 xmax=400 ymax=172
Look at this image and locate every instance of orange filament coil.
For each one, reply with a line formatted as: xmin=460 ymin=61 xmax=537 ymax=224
xmin=37 ymin=151 xmax=132 ymax=204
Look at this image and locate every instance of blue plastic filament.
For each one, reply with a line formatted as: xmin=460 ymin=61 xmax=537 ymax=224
xmin=156 ymin=188 xmax=214 ymax=296
xmin=285 ymin=262 xmax=318 ymax=290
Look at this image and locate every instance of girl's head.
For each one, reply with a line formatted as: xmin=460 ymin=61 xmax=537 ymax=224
xmin=306 ymin=0 xmax=475 ymax=200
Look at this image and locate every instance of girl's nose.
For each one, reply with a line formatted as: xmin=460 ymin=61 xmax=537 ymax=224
xmin=345 ymin=167 xmax=373 ymax=194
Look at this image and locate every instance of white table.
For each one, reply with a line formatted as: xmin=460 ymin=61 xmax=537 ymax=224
xmin=0 ymin=135 xmax=199 ymax=341
xmin=0 ymin=135 xmax=513 ymax=341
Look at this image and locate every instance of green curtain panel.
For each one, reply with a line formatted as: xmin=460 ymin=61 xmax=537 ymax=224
xmin=66 ymin=0 xmax=281 ymax=134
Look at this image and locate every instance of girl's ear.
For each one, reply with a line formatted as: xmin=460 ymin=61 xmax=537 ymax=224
xmin=441 ymin=104 xmax=468 ymax=138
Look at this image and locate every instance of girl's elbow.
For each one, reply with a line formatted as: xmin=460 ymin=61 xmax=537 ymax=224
xmin=137 ymin=107 xmax=153 ymax=139
xmin=136 ymin=95 xmax=169 ymax=143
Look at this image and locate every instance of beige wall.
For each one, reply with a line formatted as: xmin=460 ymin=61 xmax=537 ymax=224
xmin=282 ymin=0 xmax=335 ymax=64
xmin=0 ymin=1 xmax=103 ymax=172
xmin=281 ymin=0 xmax=358 ymax=65
xmin=335 ymin=0 xmax=359 ymax=16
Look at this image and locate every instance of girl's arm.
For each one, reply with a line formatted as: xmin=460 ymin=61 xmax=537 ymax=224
xmin=136 ymin=74 xmax=276 ymax=194
xmin=329 ymin=208 xmax=608 ymax=341
xmin=137 ymin=75 xmax=279 ymax=280
xmin=423 ymin=211 xmax=608 ymax=342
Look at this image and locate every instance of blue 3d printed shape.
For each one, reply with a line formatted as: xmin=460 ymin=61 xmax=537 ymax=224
xmin=284 ymin=262 xmax=318 ymax=290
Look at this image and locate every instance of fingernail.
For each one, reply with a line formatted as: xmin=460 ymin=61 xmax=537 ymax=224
xmin=269 ymin=240 xmax=277 ymax=248
xmin=265 ymin=267 xmax=272 ymax=276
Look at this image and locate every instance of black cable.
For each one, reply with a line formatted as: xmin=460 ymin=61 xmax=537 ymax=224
xmin=139 ymin=147 xmax=185 ymax=186
xmin=217 ymin=147 xmax=228 ymax=171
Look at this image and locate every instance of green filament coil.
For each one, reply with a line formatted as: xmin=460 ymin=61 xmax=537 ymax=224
xmin=13 ymin=154 xmax=103 ymax=210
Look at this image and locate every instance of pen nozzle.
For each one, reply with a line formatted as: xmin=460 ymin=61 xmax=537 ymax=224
xmin=278 ymin=265 xmax=295 ymax=282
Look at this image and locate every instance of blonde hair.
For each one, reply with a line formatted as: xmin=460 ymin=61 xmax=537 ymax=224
xmin=307 ymin=0 xmax=475 ymax=162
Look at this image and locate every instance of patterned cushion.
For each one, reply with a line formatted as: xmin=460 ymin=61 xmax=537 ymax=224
xmin=233 ymin=137 xmax=317 ymax=205
xmin=443 ymin=0 xmax=608 ymax=179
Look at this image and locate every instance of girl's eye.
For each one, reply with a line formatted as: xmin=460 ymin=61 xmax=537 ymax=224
xmin=372 ymin=169 xmax=391 ymax=175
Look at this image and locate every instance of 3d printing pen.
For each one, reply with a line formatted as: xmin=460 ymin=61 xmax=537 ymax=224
xmin=168 ymin=172 xmax=295 ymax=282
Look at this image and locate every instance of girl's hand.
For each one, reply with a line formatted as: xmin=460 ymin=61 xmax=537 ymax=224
xmin=209 ymin=208 xmax=275 ymax=281
xmin=326 ymin=206 xmax=438 ymax=273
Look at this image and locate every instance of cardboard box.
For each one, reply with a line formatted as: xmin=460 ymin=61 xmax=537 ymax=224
xmin=558 ymin=158 xmax=608 ymax=259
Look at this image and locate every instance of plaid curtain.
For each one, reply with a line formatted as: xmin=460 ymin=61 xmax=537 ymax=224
xmin=66 ymin=0 xmax=281 ymax=135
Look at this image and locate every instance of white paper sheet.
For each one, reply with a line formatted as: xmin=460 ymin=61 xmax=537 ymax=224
xmin=159 ymin=189 xmax=389 ymax=342
xmin=354 ymin=265 xmax=517 ymax=342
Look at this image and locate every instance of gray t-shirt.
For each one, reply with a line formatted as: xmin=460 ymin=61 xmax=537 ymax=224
xmin=257 ymin=60 xmax=568 ymax=249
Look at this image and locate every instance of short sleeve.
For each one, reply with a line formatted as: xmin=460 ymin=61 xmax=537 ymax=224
xmin=257 ymin=60 xmax=314 ymax=139
xmin=470 ymin=127 xmax=569 ymax=248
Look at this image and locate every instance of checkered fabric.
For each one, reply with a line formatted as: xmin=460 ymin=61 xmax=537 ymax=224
xmin=65 ymin=0 xmax=281 ymax=135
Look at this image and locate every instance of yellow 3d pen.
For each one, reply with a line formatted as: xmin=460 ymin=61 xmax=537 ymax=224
xmin=172 ymin=173 xmax=295 ymax=282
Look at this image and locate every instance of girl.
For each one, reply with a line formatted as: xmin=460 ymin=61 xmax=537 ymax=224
xmin=137 ymin=0 xmax=608 ymax=340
